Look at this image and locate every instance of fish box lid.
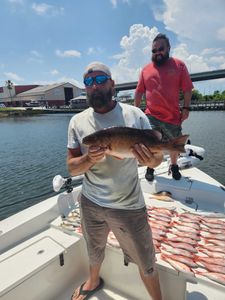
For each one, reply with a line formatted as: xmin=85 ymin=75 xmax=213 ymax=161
xmin=0 ymin=237 xmax=65 ymax=296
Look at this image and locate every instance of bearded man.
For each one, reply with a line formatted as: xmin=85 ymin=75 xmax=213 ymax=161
xmin=135 ymin=33 xmax=193 ymax=181
xmin=67 ymin=62 xmax=162 ymax=300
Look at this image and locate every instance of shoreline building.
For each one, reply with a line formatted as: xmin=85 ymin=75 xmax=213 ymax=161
xmin=0 ymin=82 xmax=84 ymax=107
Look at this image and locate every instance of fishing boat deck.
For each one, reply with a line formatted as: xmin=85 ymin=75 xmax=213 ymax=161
xmin=0 ymin=163 xmax=225 ymax=300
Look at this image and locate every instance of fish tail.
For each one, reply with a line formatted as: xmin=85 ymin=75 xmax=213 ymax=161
xmin=168 ymin=134 xmax=189 ymax=153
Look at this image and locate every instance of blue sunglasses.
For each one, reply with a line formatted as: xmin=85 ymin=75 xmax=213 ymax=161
xmin=84 ymin=75 xmax=111 ymax=86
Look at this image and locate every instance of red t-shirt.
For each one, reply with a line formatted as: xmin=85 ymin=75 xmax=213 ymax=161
xmin=136 ymin=57 xmax=194 ymax=125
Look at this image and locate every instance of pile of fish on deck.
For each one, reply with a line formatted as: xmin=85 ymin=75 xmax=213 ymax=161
xmin=59 ymin=205 xmax=225 ymax=286
xmin=147 ymin=206 xmax=225 ymax=286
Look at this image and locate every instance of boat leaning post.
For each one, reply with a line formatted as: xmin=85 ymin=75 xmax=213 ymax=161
xmin=52 ymin=174 xmax=83 ymax=193
xmin=52 ymin=174 xmax=83 ymax=219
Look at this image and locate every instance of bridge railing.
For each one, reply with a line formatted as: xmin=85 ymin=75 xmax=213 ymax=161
xmin=115 ymin=69 xmax=225 ymax=92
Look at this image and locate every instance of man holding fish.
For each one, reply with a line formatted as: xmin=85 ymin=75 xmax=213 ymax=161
xmin=67 ymin=62 xmax=163 ymax=300
xmin=135 ymin=33 xmax=193 ymax=181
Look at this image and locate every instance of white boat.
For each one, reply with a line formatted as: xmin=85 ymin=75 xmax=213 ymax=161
xmin=0 ymin=153 xmax=225 ymax=300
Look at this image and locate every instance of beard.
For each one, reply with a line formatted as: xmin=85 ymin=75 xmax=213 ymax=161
xmin=87 ymin=89 xmax=113 ymax=110
xmin=152 ymin=52 xmax=169 ymax=66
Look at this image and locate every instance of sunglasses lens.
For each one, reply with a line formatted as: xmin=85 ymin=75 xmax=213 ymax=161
xmin=95 ymin=75 xmax=108 ymax=84
xmin=84 ymin=77 xmax=94 ymax=86
xmin=84 ymin=75 xmax=110 ymax=86
xmin=152 ymin=47 xmax=165 ymax=54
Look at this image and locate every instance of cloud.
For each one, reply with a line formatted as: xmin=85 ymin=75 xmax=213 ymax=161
xmin=4 ymin=72 xmax=24 ymax=82
xmin=56 ymin=49 xmax=81 ymax=58
xmin=111 ymin=24 xmax=159 ymax=83
xmin=171 ymin=43 xmax=210 ymax=73
xmin=7 ymin=0 xmax=25 ymax=12
xmin=31 ymin=2 xmax=64 ymax=16
xmin=50 ymin=69 xmax=59 ymax=76
xmin=110 ymin=0 xmax=117 ymax=8
xmin=86 ymin=47 xmax=104 ymax=55
xmin=8 ymin=0 xmax=24 ymax=4
xmin=153 ymin=0 xmax=225 ymax=47
xmin=30 ymin=50 xmax=41 ymax=57
xmin=217 ymin=26 xmax=225 ymax=41
xmin=110 ymin=0 xmax=225 ymax=88
xmin=110 ymin=0 xmax=130 ymax=8
xmin=27 ymin=50 xmax=43 ymax=64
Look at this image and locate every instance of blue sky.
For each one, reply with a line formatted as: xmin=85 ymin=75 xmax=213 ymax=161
xmin=0 ymin=0 xmax=225 ymax=94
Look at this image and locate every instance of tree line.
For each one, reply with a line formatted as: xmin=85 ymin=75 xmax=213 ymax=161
xmin=191 ymin=89 xmax=225 ymax=102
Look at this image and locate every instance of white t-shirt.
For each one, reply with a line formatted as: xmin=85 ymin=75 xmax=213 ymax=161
xmin=67 ymin=102 xmax=151 ymax=210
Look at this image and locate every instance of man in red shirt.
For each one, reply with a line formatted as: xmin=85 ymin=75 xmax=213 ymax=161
xmin=135 ymin=33 xmax=193 ymax=181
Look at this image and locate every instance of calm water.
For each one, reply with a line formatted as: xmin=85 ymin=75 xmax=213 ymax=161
xmin=0 ymin=111 xmax=225 ymax=220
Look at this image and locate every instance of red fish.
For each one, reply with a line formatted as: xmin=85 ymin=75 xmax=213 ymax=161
xmin=161 ymin=245 xmax=194 ymax=259
xmin=195 ymin=261 xmax=225 ymax=274
xmin=168 ymin=236 xmax=197 ymax=246
xmin=198 ymin=248 xmax=225 ymax=258
xmin=194 ymin=255 xmax=225 ymax=267
xmin=161 ymin=253 xmax=197 ymax=268
xmin=83 ymin=127 xmax=189 ymax=159
xmin=194 ymin=270 xmax=225 ymax=286
xmin=200 ymin=232 xmax=225 ymax=241
xmin=161 ymin=254 xmax=194 ymax=275
xmin=163 ymin=240 xmax=198 ymax=253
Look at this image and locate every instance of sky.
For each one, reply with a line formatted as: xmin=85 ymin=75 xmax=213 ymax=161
xmin=0 ymin=0 xmax=225 ymax=95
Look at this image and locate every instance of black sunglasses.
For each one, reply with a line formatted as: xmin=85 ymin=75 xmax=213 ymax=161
xmin=84 ymin=75 xmax=111 ymax=87
xmin=152 ymin=46 xmax=165 ymax=54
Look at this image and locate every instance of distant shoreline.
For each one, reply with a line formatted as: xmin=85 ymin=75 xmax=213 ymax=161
xmin=1 ymin=101 xmax=225 ymax=119
xmin=0 ymin=107 xmax=83 ymax=118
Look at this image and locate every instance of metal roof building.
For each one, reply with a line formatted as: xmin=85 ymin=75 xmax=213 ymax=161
xmin=15 ymin=82 xmax=84 ymax=107
xmin=0 ymin=82 xmax=84 ymax=107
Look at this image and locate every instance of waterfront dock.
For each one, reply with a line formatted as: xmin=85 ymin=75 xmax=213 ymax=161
xmin=139 ymin=100 xmax=225 ymax=112
xmin=190 ymin=100 xmax=225 ymax=111
xmin=1 ymin=100 xmax=225 ymax=118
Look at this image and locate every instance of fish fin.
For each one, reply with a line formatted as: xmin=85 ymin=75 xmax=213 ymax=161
xmin=153 ymin=129 xmax=162 ymax=140
xmin=170 ymin=134 xmax=189 ymax=152
xmin=144 ymin=129 xmax=162 ymax=141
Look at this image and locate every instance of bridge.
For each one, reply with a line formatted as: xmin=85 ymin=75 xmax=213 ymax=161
xmin=115 ymin=69 xmax=225 ymax=92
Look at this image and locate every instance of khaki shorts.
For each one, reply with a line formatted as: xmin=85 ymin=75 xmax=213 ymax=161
xmin=80 ymin=194 xmax=156 ymax=276
xmin=147 ymin=115 xmax=182 ymax=141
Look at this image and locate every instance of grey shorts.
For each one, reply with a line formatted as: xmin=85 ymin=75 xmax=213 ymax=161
xmin=80 ymin=194 xmax=156 ymax=276
xmin=147 ymin=115 xmax=182 ymax=141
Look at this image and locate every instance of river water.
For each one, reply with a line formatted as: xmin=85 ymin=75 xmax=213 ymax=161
xmin=0 ymin=111 xmax=225 ymax=220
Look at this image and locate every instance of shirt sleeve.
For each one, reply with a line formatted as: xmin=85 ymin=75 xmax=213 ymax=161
xmin=135 ymin=70 xmax=146 ymax=94
xmin=138 ymin=109 xmax=152 ymax=130
xmin=180 ymin=63 xmax=194 ymax=92
xmin=67 ymin=118 xmax=80 ymax=149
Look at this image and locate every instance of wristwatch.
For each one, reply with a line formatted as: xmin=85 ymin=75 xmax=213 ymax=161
xmin=182 ymin=106 xmax=190 ymax=110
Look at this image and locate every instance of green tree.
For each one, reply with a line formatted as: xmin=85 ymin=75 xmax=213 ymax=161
xmin=191 ymin=89 xmax=203 ymax=102
xmin=213 ymin=90 xmax=222 ymax=101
